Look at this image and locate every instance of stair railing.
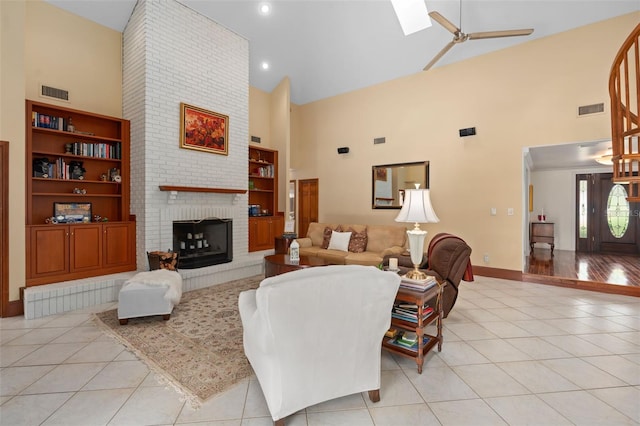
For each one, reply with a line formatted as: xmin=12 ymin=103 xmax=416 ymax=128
xmin=609 ymin=23 xmax=640 ymax=201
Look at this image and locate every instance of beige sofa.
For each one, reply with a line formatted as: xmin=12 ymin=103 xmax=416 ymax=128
xmin=297 ymin=222 xmax=407 ymax=266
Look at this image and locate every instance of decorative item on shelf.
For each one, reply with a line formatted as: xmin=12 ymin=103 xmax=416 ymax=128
xmin=69 ymin=161 xmax=86 ymax=180
xmin=100 ymin=173 xmax=108 ymax=181
xmin=538 ymin=208 xmax=546 ymax=222
xmin=66 ymin=117 xmax=75 ymax=133
xmin=65 ymin=143 xmax=73 ymax=154
xmin=248 ymin=180 xmax=254 ymax=189
xmin=45 ymin=216 xmax=59 ymax=224
xmin=109 ymin=167 xmax=121 ymax=183
xmin=394 ymin=184 xmax=440 ymax=280
xmin=33 ymin=157 xmax=50 ymax=178
xmin=72 ymin=187 xmax=86 ymax=195
xmin=289 ymin=239 xmax=300 ymax=262
xmin=93 ymin=214 xmax=102 ymax=222
xmin=54 ymin=202 xmax=92 ymax=223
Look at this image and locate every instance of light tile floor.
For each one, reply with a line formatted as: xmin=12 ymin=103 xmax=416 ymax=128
xmin=1 ymin=276 xmax=639 ymax=425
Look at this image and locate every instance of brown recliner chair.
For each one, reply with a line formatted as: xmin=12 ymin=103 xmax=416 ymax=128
xmin=424 ymin=233 xmax=473 ymax=317
xmin=384 ymin=233 xmax=473 ymax=318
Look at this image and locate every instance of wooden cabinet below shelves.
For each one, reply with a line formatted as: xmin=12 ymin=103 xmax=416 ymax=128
xmin=249 ymin=216 xmax=284 ymax=252
xmin=26 ymin=222 xmax=136 ymax=286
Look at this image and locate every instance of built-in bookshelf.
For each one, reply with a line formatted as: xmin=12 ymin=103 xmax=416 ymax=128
xmin=25 ymin=100 xmax=135 ymax=286
xmin=248 ymin=146 xmax=283 ymax=251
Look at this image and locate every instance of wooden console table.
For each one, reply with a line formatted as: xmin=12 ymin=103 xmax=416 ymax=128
xmin=530 ymin=222 xmax=554 ymax=255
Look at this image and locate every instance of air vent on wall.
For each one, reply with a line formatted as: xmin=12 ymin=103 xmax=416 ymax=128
xmin=250 ymin=135 xmax=261 ymax=143
xmin=40 ymin=84 xmax=69 ymax=102
xmin=577 ymin=103 xmax=604 ymax=116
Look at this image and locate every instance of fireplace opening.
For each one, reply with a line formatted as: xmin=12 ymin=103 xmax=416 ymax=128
xmin=173 ymin=218 xmax=232 ymax=269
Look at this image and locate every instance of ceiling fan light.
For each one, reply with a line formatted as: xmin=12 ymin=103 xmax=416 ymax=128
xmin=595 ymin=155 xmax=613 ymax=165
xmin=391 ymin=0 xmax=432 ymax=36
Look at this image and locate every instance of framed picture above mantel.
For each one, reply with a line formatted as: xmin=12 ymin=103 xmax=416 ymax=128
xmin=179 ymin=103 xmax=229 ymax=155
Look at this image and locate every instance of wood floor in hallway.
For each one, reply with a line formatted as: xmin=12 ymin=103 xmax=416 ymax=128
xmin=524 ymin=249 xmax=640 ymax=297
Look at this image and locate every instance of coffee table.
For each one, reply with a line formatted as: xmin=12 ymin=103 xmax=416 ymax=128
xmin=264 ymin=254 xmax=330 ymax=277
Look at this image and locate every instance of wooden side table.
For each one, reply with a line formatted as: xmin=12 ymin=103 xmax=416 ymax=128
xmin=382 ymin=282 xmax=445 ymax=374
xmin=530 ymin=222 xmax=554 ymax=255
xmin=274 ymin=236 xmax=296 ymax=255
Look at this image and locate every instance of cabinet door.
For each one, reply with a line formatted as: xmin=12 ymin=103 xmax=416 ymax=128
xmin=29 ymin=226 xmax=69 ymax=277
xmin=249 ymin=217 xmax=274 ymax=251
xmin=272 ymin=216 xmax=284 ymax=239
xmin=103 ymin=222 xmax=135 ymax=268
xmin=70 ymin=225 xmax=102 ymax=272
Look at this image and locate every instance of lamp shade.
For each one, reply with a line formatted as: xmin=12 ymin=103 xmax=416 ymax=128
xmin=394 ymin=189 xmax=440 ymax=224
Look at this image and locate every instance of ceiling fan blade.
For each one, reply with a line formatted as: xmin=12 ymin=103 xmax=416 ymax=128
xmin=428 ymin=11 xmax=460 ymax=35
xmin=423 ymin=41 xmax=456 ymax=71
xmin=468 ymin=29 xmax=534 ymax=40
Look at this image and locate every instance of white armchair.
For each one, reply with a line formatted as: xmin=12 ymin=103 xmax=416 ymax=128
xmin=238 ymin=265 xmax=401 ymax=425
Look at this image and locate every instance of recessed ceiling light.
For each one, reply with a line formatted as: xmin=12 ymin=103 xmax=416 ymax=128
xmin=258 ymin=2 xmax=271 ymax=16
xmin=261 ymin=61 xmax=270 ymax=70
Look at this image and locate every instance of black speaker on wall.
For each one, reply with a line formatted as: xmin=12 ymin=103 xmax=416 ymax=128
xmin=459 ymin=127 xmax=476 ymax=137
xmin=337 ymin=147 xmax=350 ymax=154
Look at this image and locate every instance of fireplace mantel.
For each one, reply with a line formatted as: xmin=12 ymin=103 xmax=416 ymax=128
xmin=159 ymin=185 xmax=247 ymax=194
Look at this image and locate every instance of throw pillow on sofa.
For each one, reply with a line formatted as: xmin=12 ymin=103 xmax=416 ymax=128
xmin=327 ymin=230 xmax=352 ymax=251
xmin=348 ymin=227 xmax=367 ymax=253
xmin=322 ymin=225 xmax=342 ymax=248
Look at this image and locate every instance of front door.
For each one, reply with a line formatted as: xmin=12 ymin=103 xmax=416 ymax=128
xmin=298 ymin=178 xmax=319 ymax=239
xmin=576 ymin=173 xmax=639 ymax=253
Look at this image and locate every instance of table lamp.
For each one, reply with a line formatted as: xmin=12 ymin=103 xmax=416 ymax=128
xmin=394 ymin=186 xmax=439 ymax=280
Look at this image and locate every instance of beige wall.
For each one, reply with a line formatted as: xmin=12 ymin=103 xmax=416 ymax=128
xmin=292 ymin=12 xmax=639 ymax=272
xmin=269 ymin=78 xmax=291 ymax=214
xmin=0 ymin=0 xmax=26 ymax=301
xmin=249 ymin=86 xmax=271 ymax=147
xmin=25 ymin=1 xmax=122 ymax=116
xmin=249 ymin=79 xmax=291 ymax=215
xmin=1 ymin=0 xmax=122 ymax=301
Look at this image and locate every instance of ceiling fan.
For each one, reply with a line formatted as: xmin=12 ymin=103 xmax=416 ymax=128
xmin=424 ymin=4 xmax=534 ymax=71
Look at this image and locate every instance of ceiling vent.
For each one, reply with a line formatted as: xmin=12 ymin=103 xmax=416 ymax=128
xmin=40 ymin=84 xmax=69 ymax=102
xmin=577 ymin=103 xmax=604 ymax=117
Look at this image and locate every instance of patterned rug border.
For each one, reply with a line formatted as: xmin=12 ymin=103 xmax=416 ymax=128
xmin=93 ymin=275 xmax=262 ymax=407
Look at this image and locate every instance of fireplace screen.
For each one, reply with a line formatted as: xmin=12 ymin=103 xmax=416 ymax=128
xmin=173 ymin=218 xmax=232 ymax=269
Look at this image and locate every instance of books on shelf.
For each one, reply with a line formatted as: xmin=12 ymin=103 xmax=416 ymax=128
xmin=71 ymin=142 xmax=121 ymax=159
xmin=399 ymin=331 xmax=417 ymax=344
xmin=386 ymin=334 xmax=431 ymax=352
xmin=392 ymin=301 xmax=434 ymax=323
xmin=399 ymin=274 xmax=437 ymax=291
xmin=33 ymin=112 xmax=67 ymax=131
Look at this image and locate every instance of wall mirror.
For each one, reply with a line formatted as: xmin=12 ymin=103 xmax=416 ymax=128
xmin=372 ymin=161 xmax=429 ymax=209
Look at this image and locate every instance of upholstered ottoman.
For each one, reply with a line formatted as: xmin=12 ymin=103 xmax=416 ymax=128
xmin=117 ymin=269 xmax=183 ymax=325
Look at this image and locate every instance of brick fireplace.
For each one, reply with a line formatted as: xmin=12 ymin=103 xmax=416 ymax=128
xmin=173 ymin=218 xmax=233 ymax=269
xmin=123 ymin=0 xmax=257 ymax=277
xmin=22 ymin=0 xmax=264 ymax=320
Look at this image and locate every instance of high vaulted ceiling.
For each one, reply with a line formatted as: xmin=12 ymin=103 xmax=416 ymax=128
xmin=46 ymin=0 xmax=638 ymax=106
xmin=43 ymin=0 xmax=638 ymax=171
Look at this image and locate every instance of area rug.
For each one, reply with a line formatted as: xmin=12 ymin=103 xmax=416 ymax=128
xmin=94 ymin=275 xmax=262 ymax=406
